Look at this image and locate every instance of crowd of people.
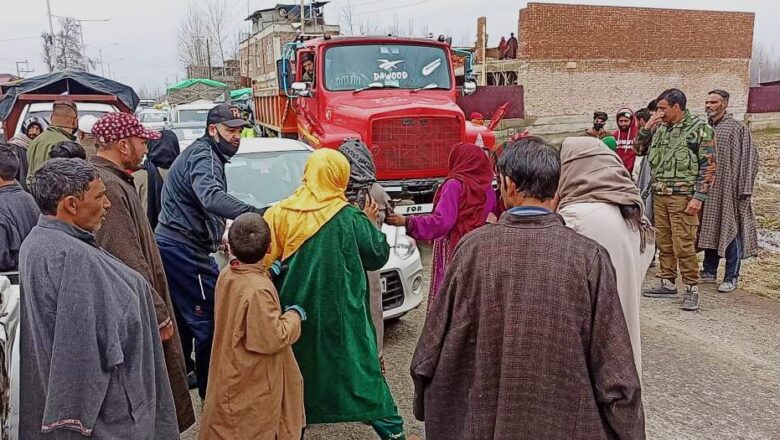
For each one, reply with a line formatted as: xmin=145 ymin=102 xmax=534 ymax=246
xmin=0 ymin=85 xmax=759 ymax=439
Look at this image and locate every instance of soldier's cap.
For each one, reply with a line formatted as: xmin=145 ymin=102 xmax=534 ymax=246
xmin=207 ymin=104 xmax=249 ymax=128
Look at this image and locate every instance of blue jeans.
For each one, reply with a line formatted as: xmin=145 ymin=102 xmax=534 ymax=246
xmin=156 ymin=234 xmax=218 ymax=399
xmin=703 ymin=236 xmax=742 ymax=282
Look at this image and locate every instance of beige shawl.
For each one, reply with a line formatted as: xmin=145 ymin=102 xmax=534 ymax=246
xmin=559 ymin=137 xmax=654 ymax=251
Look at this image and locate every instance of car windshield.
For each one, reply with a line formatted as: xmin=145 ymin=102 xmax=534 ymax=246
xmin=140 ymin=112 xmax=166 ymax=122
xmin=178 ymin=109 xmax=210 ymax=123
xmin=225 ymin=150 xmax=309 ymax=208
xmin=324 ymin=44 xmax=451 ymax=91
xmin=172 ymin=127 xmax=203 ymax=140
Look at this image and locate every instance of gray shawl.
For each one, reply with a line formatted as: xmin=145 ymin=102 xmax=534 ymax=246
xmin=338 ymin=139 xmax=377 ymax=208
xmin=18 ymin=216 xmax=179 ymax=439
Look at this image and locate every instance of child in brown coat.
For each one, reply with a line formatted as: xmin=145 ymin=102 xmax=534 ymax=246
xmin=200 ymin=213 xmax=306 ymax=440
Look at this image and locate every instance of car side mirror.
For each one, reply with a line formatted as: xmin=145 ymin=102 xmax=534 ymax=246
xmin=463 ymin=80 xmax=477 ymax=96
xmin=291 ymin=82 xmax=311 ymax=97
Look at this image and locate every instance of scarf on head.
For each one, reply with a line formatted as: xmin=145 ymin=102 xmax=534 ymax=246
xmin=265 ymin=148 xmax=350 ymax=261
xmin=143 ymin=130 xmax=181 ymax=230
xmin=434 ymin=142 xmax=494 ymax=247
xmin=559 ymin=136 xmax=654 ymax=251
xmin=338 ymin=139 xmax=376 ymax=209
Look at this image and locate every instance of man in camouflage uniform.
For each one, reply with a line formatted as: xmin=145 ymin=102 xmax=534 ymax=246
xmin=634 ymin=88 xmax=716 ymax=311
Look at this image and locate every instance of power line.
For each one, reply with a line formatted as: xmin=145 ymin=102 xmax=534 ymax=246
xmin=351 ymin=0 xmax=433 ymax=16
xmin=0 ymin=36 xmax=40 ymax=42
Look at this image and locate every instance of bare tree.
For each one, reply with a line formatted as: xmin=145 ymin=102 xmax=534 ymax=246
xmin=177 ymin=4 xmax=210 ymax=68
xmin=751 ymin=42 xmax=780 ymax=85
xmin=41 ymin=17 xmax=96 ymax=72
xmin=205 ymin=0 xmax=231 ymax=72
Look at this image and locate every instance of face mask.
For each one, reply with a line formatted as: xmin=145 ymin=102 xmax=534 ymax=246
xmin=214 ymin=131 xmax=239 ymax=157
xmin=593 ymin=122 xmax=605 ymax=131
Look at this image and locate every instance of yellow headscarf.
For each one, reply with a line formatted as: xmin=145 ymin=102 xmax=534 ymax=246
xmin=264 ymin=148 xmax=350 ymax=263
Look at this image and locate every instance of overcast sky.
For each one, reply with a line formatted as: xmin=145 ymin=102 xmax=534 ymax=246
xmin=1 ymin=0 xmax=778 ymax=93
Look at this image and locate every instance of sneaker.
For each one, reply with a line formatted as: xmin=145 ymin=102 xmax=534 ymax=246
xmin=643 ymin=278 xmax=678 ymax=298
xmin=718 ymin=279 xmax=738 ymax=293
xmin=681 ymin=285 xmax=700 ymax=311
xmin=700 ymin=272 xmax=717 ymax=284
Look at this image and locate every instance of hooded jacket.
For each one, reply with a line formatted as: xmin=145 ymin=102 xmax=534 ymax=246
xmin=613 ymin=108 xmax=638 ymax=174
xmin=156 ymin=134 xmax=263 ymax=253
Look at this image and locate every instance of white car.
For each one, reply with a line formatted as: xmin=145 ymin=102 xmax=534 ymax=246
xmin=171 ymin=122 xmax=205 ymax=151
xmin=13 ymin=102 xmax=118 ymax=136
xmin=137 ymin=109 xmax=171 ymax=131
xmin=1 ymin=273 xmax=20 ymax=438
xmin=221 ymin=138 xmax=424 ymax=320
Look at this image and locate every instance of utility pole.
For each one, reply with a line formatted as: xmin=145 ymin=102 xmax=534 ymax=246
xmin=206 ymin=38 xmax=212 ymax=79
xmin=46 ymin=0 xmax=57 ymax=71
xmin=300 ymin=0 xmax=305 ymax=35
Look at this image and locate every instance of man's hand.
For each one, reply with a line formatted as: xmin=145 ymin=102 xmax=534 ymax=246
xmin=685 ymin=198 xmax=703 ymax=216
xmin=645 ymin=111 xmax=664 ymax=130
xmin=159 ymin=321 xmax=175 ymax=342
xmin=363 ymin=193 xmax=379 ymax=224
xmin=385 ymin=212 xmax=407 ymax=227
xmin=486 ymin=212 xmax=498 ymax=224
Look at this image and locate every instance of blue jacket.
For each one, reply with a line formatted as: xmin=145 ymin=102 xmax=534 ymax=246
xmin=156 ymin=135 xmax=262 ymax=252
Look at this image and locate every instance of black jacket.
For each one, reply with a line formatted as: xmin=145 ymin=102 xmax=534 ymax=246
xmin=0 ymin=183 xmax=40 ymax=271
xmin=155 ymin=135 xmax=262 ymax=252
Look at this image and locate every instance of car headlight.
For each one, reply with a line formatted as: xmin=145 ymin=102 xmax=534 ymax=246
xmin=393 ymin=234 xmax=416 ymax=260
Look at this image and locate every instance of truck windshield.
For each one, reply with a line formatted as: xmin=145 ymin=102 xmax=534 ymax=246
xmin=324 ymin=44 xmax=451 ymax=91
xmin=178 ymin=109 xmax=210 ymax=123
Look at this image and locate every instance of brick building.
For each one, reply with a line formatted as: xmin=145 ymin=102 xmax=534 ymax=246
xmin=478 ymin=3 xmax=754 ymax=119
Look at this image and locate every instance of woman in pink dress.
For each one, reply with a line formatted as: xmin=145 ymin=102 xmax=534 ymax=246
xmin=386 ymin=142 xmax=495 ymax=309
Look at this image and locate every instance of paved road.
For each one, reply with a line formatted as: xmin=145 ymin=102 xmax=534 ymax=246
xmin=183 ymin=244 xmax=779 ymax=439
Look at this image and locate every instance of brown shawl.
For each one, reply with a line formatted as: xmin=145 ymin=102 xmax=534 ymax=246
xmin=559 ymin=137 xmax=654 ymax=251
xmin=89 ymin=155 xmax=195 ymax=432
xmin=411 ymin=213 xmax=645 ymax=439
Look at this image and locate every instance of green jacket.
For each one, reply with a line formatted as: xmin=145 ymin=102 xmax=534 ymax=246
xmin=634 ymin=110 xmax=716 ymax=201
xmin=26 ymin=126 xmax=76 ymax=183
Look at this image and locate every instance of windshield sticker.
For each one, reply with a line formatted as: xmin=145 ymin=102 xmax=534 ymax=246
xmin=377 ymin=59 xmax=404 ymax=71
xmin=374 ymin=71 xmax=409 ymax=81
xmin=422 ymin=58 xmax=442 ymax=76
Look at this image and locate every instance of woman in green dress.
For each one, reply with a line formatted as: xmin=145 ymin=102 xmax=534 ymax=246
xmin=263 ymin=149 xmax=409 ymax=439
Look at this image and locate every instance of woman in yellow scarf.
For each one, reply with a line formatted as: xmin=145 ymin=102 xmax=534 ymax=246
xmin=263 ymin=148 xmax=410 ymax=439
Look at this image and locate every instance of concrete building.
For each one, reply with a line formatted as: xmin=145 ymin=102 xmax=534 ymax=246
xmin=238 ymin=2 xmax=339 ymax=92
xmin=476 ymin=3 xmax=754 ymax=126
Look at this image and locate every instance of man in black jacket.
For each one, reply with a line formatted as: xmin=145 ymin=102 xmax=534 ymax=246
xmin=155 ymin=104 xmax=263 ymax=399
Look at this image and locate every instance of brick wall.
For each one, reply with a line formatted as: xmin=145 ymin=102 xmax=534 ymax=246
xmin=518 ymin=3 xmax=754 ymax=60
xmin=518 ymin=59 xmax=750 ymax=117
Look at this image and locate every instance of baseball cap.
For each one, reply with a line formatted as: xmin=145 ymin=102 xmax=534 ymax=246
xmin=78 ymin=115 xmax=99 ymax=134
xmin=92 ymin=112 xmax=162 ymax=143
xmin=207 ymin=104 xmax=249 ymax=128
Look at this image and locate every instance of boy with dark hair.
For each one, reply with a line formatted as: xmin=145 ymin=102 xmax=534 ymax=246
xmin=48 ymin=140 xmax=87 ymax=160
xmin=200 ymin=212 xmax=306 ymax=440
xmin=0 ymin=143 xmax=40 ymax=271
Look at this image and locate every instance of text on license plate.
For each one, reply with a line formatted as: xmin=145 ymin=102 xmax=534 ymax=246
xmin=394 ymin=203 xmax=433 ymax=215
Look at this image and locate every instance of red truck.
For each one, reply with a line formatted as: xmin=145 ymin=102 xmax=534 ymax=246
xmin=254 ymin=35 xmax=496 ymax=201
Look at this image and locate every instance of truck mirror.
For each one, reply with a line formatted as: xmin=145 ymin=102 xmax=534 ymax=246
xmin=291 ymin=82 xmax=310 ymax=97
xmin=276 ymin=59 xmax=294 ymax=91
xmin=463 ymin=80 xmax=477 ymax=96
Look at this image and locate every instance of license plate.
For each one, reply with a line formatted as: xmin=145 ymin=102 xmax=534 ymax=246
xmin=380 ymin=277 xmax=388 ymax=293
xmin=395 ymin=203 xmax=433 ymax=215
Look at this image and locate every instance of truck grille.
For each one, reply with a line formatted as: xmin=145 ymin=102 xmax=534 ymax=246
xmin=381 ymin=271 xmax=404 ymax=311
xmin=370 ymin=116 xmax=462 ymax=178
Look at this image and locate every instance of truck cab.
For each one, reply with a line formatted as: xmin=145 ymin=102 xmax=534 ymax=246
xmin=280 ymin=36 xmax=494 ymax=200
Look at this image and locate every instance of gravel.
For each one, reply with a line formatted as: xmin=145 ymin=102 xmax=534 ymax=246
xmin=183 ymin=244 xmax=780 ymax=439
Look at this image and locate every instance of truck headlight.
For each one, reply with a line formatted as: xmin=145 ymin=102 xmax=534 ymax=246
xmin=393 ymin=234 xmax=416 ymax=260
